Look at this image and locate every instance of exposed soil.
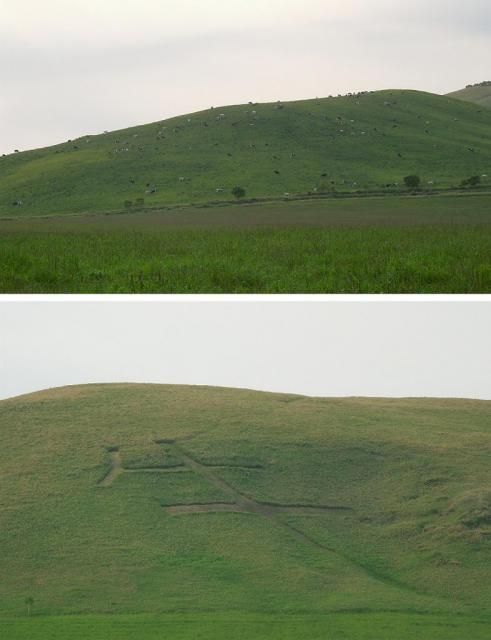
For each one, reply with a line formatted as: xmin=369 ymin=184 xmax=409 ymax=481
xmin=98 ymin=450 xmax=123 ymax=487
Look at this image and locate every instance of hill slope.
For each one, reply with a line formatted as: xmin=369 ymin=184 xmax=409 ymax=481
xmin=447 ymin=83 xmax=491 ymax=109
xmin=0 ymin=384 xmax=489 ymax=623
xmin=1 ymin=90 xmax=491 ymax=217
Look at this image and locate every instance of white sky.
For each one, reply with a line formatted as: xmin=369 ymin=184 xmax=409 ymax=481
xmin=0 ymin=299 xmax=490 ymax=401
xmin=1 ymin=0 xmax=490 ymax=154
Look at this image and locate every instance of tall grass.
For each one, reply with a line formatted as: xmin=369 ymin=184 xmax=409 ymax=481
xmin=0 ymin=226 xmax=489 ymax=292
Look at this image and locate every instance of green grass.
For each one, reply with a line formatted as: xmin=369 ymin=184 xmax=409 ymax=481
xmin=0 ymin=384 xmax=489 ymax=640
xmin=1 ymin=89 xmax=491 ymax=217
xmin=2 ymin=612 xmax=491 ymax=640
xmin=447 ymin=83 xmax=491 ymax=109
xmin=0 ymin=194 xmax=490 ymax=292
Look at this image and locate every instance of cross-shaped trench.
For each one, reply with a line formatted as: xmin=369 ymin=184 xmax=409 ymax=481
xmin=98 ymin=439 xmax=352 ymax=554
xmin=96 ymin=439 xmax=425 ymax=596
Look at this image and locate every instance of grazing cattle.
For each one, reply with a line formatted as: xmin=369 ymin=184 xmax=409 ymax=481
xmin=179 ymin=177 xmax=185 ymax=182
xmin=216 ymin=188 xmax=224 ymax=193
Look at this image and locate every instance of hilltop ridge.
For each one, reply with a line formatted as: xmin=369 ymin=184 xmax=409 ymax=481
xmin=447 ymin=82 xmax=491 ymax=108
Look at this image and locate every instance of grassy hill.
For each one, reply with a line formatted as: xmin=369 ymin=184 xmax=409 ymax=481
xmin=0 ymin=384 xmax=490 ymax=638
xmin=1 ymin=90 xmax=491 ymax=218
xmin=447 ymin=83 xmax=491 ymax=109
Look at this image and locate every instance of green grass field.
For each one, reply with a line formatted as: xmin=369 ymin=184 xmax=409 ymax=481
xmin=1 ymin=90 xmax=490 ymax=218
xmin=1 ymin=89 xmax=490 ymax=293
xmin=0 ymin=385 xmax=489 ymax=639
xmin=0 ymin=194 xmax=489 ymax=292
xmin=3 ymin=612 xmax=491 ymax=640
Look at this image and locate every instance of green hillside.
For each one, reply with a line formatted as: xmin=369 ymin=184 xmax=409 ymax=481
xmin=0 ymin=385 xmax=490 ymax=639
xmin=1 ymin=90 xmax=491 ymax=218
xmin=447 ymin=82 xmax=491 ymax=109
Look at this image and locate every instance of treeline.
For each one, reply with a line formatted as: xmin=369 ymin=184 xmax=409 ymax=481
xmin=465 ymin=81 xmax=491 ymax=88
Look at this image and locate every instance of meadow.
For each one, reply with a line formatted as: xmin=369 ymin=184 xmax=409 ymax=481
xmin=0 ymin=194 xmax=489 ymax=292
xmin=0 ymin=385 xmax=489 ymax=639
xmin=1 ymin=89 xmax=490 ymax=293
xmin=3 ymin=612 xmax=491 ymax=640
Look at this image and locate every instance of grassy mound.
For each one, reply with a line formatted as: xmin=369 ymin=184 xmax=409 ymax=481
xmin=0 ymin=384 xmax=489 ymax=628
xmin=1 ymin=90 xmax=490 ymax=217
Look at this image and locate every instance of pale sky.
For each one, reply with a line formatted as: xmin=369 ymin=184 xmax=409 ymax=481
xmin=1 ymin=0 xmax=490 ymax=154
xmin=0 ymin=299 xmax=490 ymax=401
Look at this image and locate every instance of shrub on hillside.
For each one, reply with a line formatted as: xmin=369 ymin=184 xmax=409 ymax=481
xmin=404 ymin=175 xmax=421 ymax=190
xmin=461 ymin=175 xmax=481 ymax=187
xmin=232 ymin=186 xmax=246 ymax=199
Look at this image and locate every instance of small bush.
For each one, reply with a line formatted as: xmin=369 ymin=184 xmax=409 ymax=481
xmin=462 ymin=175 xmax=481 ymax=187
xmin=232 ymin=186 xmax=246 ymax=199
xmin=404 ymin=175 xmax=421 ymax=190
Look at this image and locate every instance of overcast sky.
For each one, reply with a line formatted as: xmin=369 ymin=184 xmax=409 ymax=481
xmin=1 ymin=0 xmax=490 ymax=154
xmin=1 ymin=299 xmax=490 ymax=401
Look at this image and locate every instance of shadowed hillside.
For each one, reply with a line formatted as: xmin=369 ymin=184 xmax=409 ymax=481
xmin=447 ymin=82 xmax=491 ymax=109
xmin=1 ymin=90 xmax=491 ymax=217
xmin=0 ymin=384 xmax=489 ymax=634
